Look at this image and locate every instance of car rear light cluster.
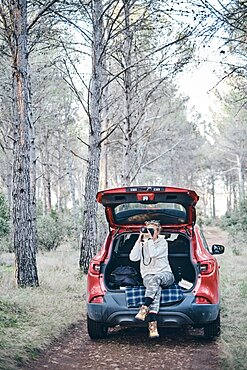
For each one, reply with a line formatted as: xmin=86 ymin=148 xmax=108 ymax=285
xmin=90 ymin=296 xmax=104 ymax=303
xmin=196 ymin=296 xmax=211 ymax=304
xmin=200 ymin=261 xmax=215 ymax=275
xmin=90 ymin=263 xmax=101 ymax=274
xmin=93 ymin=264 xmax=100 ymax=272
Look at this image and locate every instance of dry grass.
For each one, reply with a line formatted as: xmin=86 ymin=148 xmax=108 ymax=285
xmin=204 ymin=227 xmax=247 ymax=370
xmin=219 ymin=246 xmax=247 ymax=369
xmin=0 ymin=245 xmax=86 ymax=370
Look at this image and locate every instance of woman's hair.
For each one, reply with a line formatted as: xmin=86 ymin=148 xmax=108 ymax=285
xmin=145 ymin=220 xmax=161 ymax=233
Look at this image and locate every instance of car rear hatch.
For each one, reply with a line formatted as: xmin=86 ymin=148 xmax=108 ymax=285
xmin=89 ymin=186 xmax=201 ymax=321
xmin=96 ymin=185 xmax=199 ymax=230
xmin=97 ymin=186 xmax=199 ymax=291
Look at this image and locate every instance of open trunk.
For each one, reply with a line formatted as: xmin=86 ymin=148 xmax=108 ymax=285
xmin=104 ymin=232 xmax=196 ymax=291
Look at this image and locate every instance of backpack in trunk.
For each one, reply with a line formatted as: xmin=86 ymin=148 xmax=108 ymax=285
xmin=109 ymin=266 xmax=142 ymax=288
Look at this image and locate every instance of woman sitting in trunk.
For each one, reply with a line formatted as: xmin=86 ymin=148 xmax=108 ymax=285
xmin=129 ymin=220 xmax=178 ymax=338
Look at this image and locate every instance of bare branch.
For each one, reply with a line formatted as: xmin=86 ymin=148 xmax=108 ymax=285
xmin=142 ymin=139 xmax=183 ymax=168
xmin=98 ymin=122 xmax=120 ymax=146
xmin=77 ymin=136 xmax=89 ymax=147
xmin=101 ymin=30 xmax=193 ymax=93
xmin=28 ymin=0 xmax=60 ymax=31
xmin=70 ymin=150 xmax=88 ymax=163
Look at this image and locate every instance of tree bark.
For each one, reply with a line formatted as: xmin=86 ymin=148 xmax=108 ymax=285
xmin=211 ymin=175 xmax=216 ymax=218
xmin=100 ymin=81 xmax=110 ymax=190
xmin=10 ymin=0 xmax=39 ymax=287
xmin=79 ymin=0 xmax=104 ymax=273
xmin=56 ymin=130 xmax=62 ymax=212
xmin=226 ymin=175 xmax=231 ymax=214
xmin=64 ymin=118 xmax=77 ymax=223
xmin=236 ymin=154 xmax=245 ymax=202
xmin=41 ymin=149 xmax=48 ymax=215
xmin=121 ymin=0 xmax=133 ymax=186
xmin=42 ymin=133 xmax=52 ymax=213
xmin=30 ymin=80 xmax=37 ymax=258
xmin=45 ymin=146 xmax=52 ymax=212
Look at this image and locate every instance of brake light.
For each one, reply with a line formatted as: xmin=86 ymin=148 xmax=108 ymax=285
xmin=93 ymin=264 xmax=100 ymax=272
xmin=90 ymin=263 xmax=101 ymax=275
xmin=200 ymin=261 xmax=215 ymax=275
xmin=90 ymin=296 xmax=104 ymax=303
xmin=196 ymin=296 xmax=211 ymax=304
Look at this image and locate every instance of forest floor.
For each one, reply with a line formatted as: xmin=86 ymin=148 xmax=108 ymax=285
xmin=22 ymin=319 xmax=220 ymax=370
xmin=21 ymin=227 xmax=236 ymax=370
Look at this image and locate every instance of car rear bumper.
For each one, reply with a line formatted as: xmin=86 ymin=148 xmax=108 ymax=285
xmin=87 ymin=292 xmax=219 ymax=327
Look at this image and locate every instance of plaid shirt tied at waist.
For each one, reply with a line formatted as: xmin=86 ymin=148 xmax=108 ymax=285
xmin=125 ymin=284 xmax=184 ymax=307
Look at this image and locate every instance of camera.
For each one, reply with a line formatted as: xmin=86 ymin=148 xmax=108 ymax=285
xmin=140 ymin=227 xmax=154 ymax=236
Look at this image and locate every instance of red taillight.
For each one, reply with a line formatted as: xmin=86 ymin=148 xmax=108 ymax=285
xmin=196 ymin=296 xmax=211 ymax=304
xmin=200 ymin=261 xmax=215 ymax=275
xmin=91 ymin=263 xmax=101 ymax=274
xmin=90 ymin=296 xmax=104 ymax=303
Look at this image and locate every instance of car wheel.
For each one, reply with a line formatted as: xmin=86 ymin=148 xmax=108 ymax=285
xmin=203 ymin=312 xmax=221 ymax=339
xmin=87 ymin=315 xmax=108 ymax=339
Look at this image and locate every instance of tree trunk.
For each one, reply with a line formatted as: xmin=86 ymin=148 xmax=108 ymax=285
xmin=211 ymin=175 xmax=216 ymax=218
xmin=64 ymin=119 xmax=77 ymax=223
xmin=6 ymin=172 xmax=12 ymax=209
xmin=236 ymin=154 xmax=245 ymax=202
xmin=100 ymin=138 xmax=109 ymax=190
xmin=46 ymin=148 xmax=52 ymax=213
xmin=10 ymin=0 xmax=39 ymax=287
xmin=233 ymin=182 xmax=238 ymax=209
xmin=79 ymin=0 xmax=104 ymax=273
xmin=100 ymin=81 xmax=110 ymax=190
xmin=43 ymin=134 xmax=52 ymax=213
xmin=226 ymin=174 xmax=233 ymax=215
xmin=56 ymin=130 xmax=62 ymax=212
xmin=40 ymin=139 xmax=52 ymax=214
xmin=121 ymin=0 xmax=133 ymax=186
xmin=41 ymin=149 xmax=48 ymax=215
xmin=29 ymin=74 xmax=37 ymax=256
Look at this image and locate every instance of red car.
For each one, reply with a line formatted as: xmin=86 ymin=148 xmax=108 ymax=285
xmin=87 ymin=186 xmax=224 ymax=339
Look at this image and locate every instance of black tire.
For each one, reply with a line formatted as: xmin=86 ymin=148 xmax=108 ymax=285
xmin=87 ymin=315 xmax=108 ymax=339
xmin=204 ymin=312 xmax=221 ymax=339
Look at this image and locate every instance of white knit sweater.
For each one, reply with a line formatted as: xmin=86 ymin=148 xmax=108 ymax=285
xmin=129 ymin=234 xmax=178 ymax=278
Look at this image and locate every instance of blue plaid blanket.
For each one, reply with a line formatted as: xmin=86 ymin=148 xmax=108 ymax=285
xmin=125 ymin=284 xmax=184 ymax=307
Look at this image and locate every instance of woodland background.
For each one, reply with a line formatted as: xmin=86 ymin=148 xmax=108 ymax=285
xmin=0 ymin=0 xmax=246 ymax=278
xmin=0 ymin=1 xmax=247 ymax=369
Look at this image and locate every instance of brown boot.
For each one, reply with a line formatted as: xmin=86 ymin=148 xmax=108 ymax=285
xmin=148 ymin=321 xmax=159 ymax=338
xmin=135 ymin=305 xmax=149 ymax=321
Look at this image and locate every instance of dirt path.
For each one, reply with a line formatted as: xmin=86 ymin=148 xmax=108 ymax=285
xmin=23 ymin=227 xmax=227 ymax=370
xmin=24 ymin=323 xmax=220 ymax=370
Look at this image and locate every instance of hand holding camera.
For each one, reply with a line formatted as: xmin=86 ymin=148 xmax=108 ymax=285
xmin=140 ymin=226 xmax=155 ymax=238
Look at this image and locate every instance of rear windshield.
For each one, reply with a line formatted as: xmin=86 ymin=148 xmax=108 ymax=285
xmin=113 ymin=202 xmax=187 ymax=225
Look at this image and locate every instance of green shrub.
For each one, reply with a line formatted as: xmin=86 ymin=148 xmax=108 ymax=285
xmin=221 ymin=199 xmax=247 ymax=229
xmin=0 ymin=193 xmax=10 ymax=253
xmin=0 ymin=192 xmax=9 ymax=238
xmin=220 ymin=198 xmax=247 ymax=254
xmin=0 ymin=235 xmax=12 ymax=253
xmin=36 ymin=207 xmax=84 ymax=251
xmin=37 ymin=213 xmax=64 ymax=251
xmin=227 ymin=223 xmax=247 ymax=255
xmin=197 ymin=213 xmax=214 ymax=227
xmin=58 ymin=210 xmax=82 ymax=241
